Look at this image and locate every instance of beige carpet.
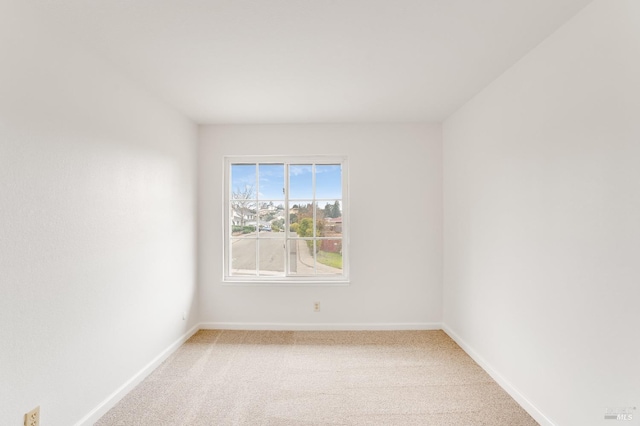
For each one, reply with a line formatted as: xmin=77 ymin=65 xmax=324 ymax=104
xmin=96 ymin=330 xmax=539 ymax=426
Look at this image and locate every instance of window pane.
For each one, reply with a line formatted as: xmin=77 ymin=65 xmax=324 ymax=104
xmin=259 ymin=238 xmax=284 ymax=276
xmin=231 ymin=201 xmax=257 ymax=234
xmin=316 ymin=240 xmax=343 ymax=275
xmin=315 ymin=201 xmax=325 ymax=237
xmin=288 ymin=239 xmax=316 ymax=275
xmin=289 ymin=201 xmax=314 ymax=237
xmin=258 ymin=164 xmax=284 ymax=200
xmin=258 ymin=204 xmax=284 ymax=232
xmin=231 ymin=238 xmax=256 ymax=275
xmin=289 ymin=164 xmax=313 ymax=199
xmin=315 ymin=164 xmax=342 ymax=200
xmin=231 ymin=164 xmax=256 ymax=200
xmin=319 ymin=201 xmax=343 ymax=237
xmin=272 ymin=206 xmax=286 ymax=232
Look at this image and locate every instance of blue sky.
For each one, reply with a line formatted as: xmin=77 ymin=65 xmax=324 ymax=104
xmin=231 ymin=163 xmax=342 ymax=201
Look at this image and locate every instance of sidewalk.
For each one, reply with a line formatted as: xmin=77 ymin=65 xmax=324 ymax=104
xmin=293 ymin=240 xmax=342 ymax=275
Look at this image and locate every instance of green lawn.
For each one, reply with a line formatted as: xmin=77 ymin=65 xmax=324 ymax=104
xmin=317 ymin=251 xmax=342 ymax=269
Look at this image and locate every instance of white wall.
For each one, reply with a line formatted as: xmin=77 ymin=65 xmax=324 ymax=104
xmin=0 ymin=3 xmax=197 ymax=425
xmin=199 ymin=124 xmax=442 ymax=328
xmin=443 ymin=1 xmax=640 ymax=425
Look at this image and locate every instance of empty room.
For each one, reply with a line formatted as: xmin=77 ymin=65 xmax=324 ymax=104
xmin=1 ymin=0 xmax=639 ymax=425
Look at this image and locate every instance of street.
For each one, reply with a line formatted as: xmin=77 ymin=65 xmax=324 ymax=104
xmin=231 ymin=232 xmax=342 ymax=276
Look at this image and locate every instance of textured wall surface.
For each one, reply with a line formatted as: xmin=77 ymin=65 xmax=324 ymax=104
xmin=198 ymin=124 xmax=443 ymax=328
xmin=443 ymin=1 xmax=640 ymax=425
xmin=0 ymin=3 xmax=197 ymax=425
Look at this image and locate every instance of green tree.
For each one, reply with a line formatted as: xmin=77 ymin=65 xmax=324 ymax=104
xmin=331 ymin=200 xmax=341 ymax=218
xmin=296 ymin=218 xmax=315 ymax=253
xmin=297 ymin=218 xmax=314 ymax=237
xmin=323 ymin=203 xmax=332 ymax=218
xmin=271 ymin=218 xmax=285 ymax=232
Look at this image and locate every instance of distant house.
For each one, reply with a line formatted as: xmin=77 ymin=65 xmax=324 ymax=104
xmin=323 ymin=217 xmax=342 ymax=234
xmin=232 ymin=209 xmax=256 ymax=226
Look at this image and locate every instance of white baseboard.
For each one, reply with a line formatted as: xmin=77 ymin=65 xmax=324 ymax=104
xmin=200 ymin=322 xmax=442 ymax=331
xmin=74 ymin=324 xmax=200 ymax=426
xmin=441 ymin=324 xmax=555 ymax=426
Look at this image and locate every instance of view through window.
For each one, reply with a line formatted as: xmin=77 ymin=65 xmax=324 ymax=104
xmin=225 ymin=157 xmax=348 ymax=282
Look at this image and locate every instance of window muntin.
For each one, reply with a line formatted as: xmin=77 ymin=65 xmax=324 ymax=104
xmin=225 ymin=156 xmax=348 ymax=283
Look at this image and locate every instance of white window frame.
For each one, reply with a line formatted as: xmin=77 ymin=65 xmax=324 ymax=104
xmin=223 ymin=155 xmax=349 ymax=284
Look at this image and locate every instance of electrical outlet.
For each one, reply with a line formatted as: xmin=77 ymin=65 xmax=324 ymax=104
xmin=24 ymin=406 xmax=39 ymax=426
xmin=314 ymin=302 xmax=320 ymax=312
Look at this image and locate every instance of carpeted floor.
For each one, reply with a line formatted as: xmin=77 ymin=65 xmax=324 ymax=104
xmin=96 ymin=330 xmax=539 ymax=425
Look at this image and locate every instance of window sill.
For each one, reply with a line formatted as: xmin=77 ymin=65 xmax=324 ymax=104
xmin=222 ymin=278 xmax=350 ymax=287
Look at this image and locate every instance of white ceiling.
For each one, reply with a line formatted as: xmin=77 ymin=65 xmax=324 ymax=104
xmin=39 ymin=0 xmax=592 ymax=124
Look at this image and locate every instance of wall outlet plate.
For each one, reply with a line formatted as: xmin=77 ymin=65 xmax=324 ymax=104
xmin=24 ymin=406 xmax=40 ymax=426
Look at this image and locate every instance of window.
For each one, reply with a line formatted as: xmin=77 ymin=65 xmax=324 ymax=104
xmin=224 ymin=156 xmax=348 ymax=283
